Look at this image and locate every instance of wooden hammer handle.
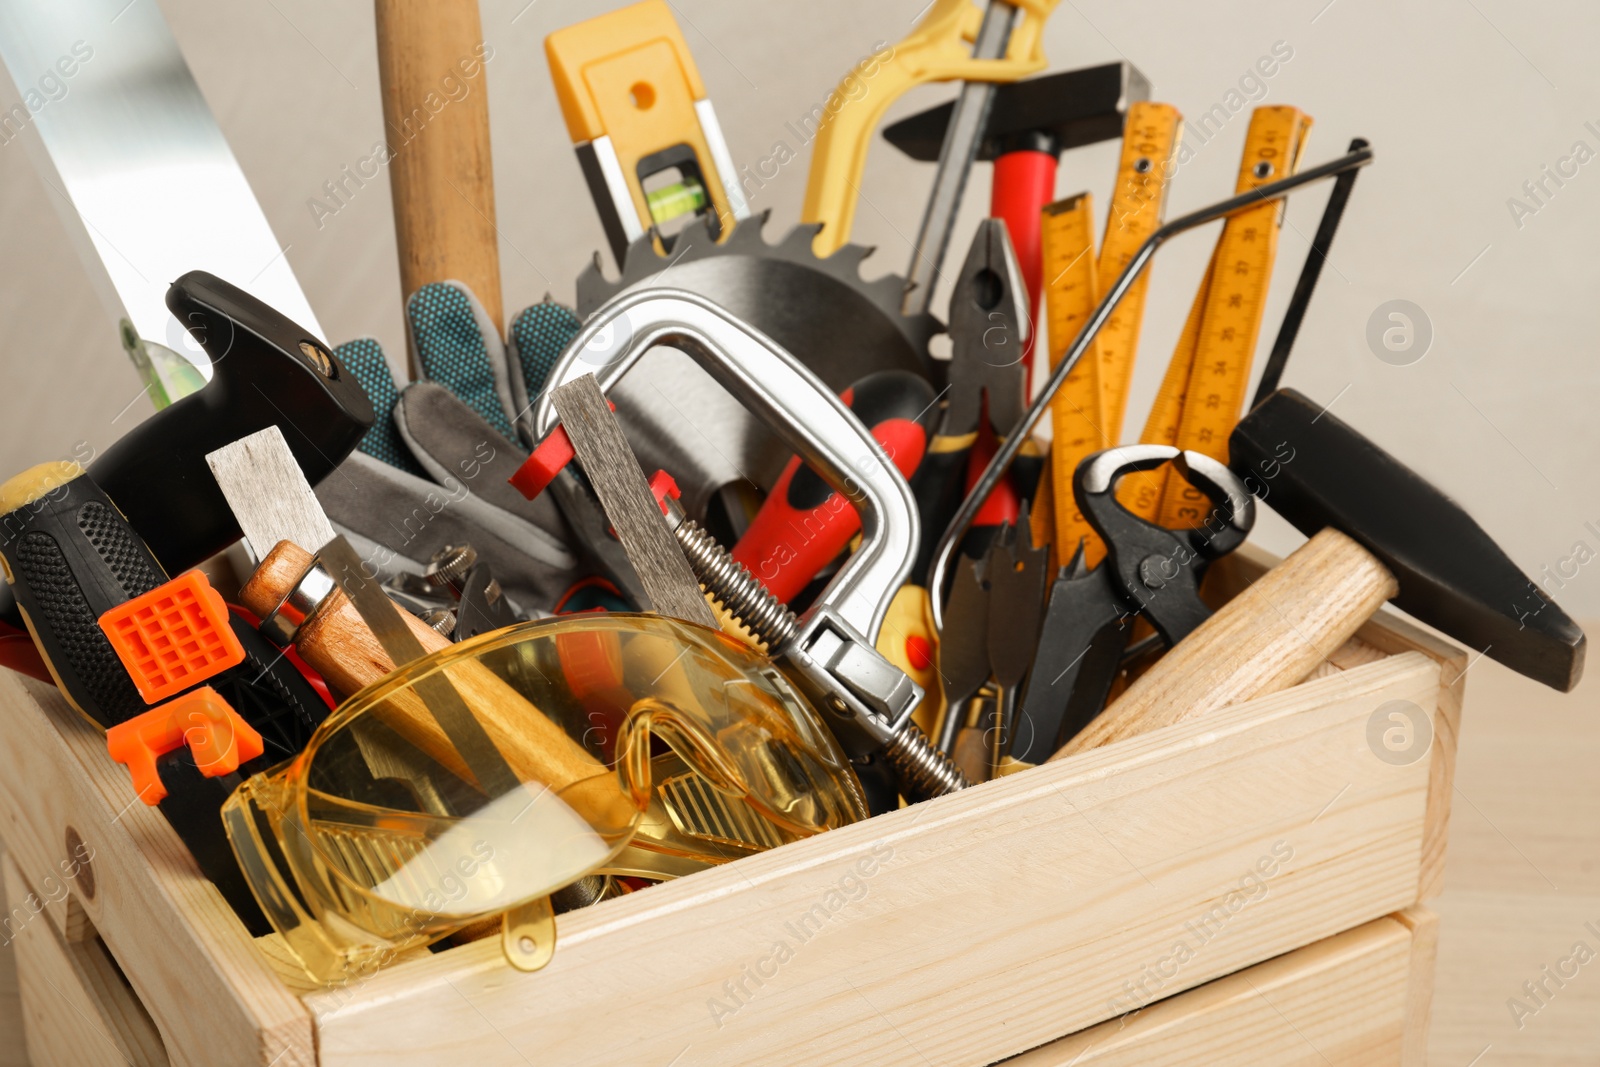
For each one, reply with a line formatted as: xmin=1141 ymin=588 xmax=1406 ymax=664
xmin=241 ymin=543 xmax=630 ymax=826
xmin=1051 ymin=528 xmax=1400 ymax=760
xmin=375 ymin=0 xmax=504 ymax=339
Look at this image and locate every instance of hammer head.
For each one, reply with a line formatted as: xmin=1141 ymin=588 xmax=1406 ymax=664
xmin=90 ymin=271 xmax=374 ymax=575
xmin=1231 ymin=389 xmax=1585 ymax=691
xmin=882 ymin=63 xmax=1150 ymax=162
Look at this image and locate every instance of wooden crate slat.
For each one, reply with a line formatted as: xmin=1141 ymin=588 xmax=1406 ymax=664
xmin=0 ymin=671 xmax=314 ymax=1067
xmin=307 ymin=653 xmax=1444 ymax=1067
xmin=1004 ymin=908 xmax=1433 ymax=1065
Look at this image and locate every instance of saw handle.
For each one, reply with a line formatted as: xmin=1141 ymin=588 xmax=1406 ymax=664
xmin=90 ymin=272 xmax=374 ymax=575
xmin=376 ymin=0 xmax=503 ymax=342
xmin=1051 ymin=528 xmax=1398 ymax=759
xmin=800 ymin=0 xmax=1060 ymax=256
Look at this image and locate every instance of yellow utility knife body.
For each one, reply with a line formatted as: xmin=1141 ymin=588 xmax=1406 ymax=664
xmin=547 ymin=0 xmax=751 ymax=262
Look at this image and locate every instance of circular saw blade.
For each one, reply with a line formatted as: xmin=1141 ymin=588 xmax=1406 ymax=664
xmin=576 ymin=212 xmax=943 ymax=520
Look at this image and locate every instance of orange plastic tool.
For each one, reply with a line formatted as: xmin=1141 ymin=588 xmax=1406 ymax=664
xmin=98 ymin=571 xmax=245 ymax=705
xmin=105 ymin=687 xmax=265 ymax=804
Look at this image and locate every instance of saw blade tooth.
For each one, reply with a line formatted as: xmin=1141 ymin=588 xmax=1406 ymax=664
xmin=826 ymin=244 xmax=870 ymax=274
xmin=668 ymin=215 xmax=724 ymax=263
xmin=773 ymin=222 xmax=827 ymax=259
xmin=616 ymin=233 xmax=672 ymax=284
xmin=723 ymin=211 xmax=774 ymax=253
xmin=575 ymin=254 xmax=616 ymax=317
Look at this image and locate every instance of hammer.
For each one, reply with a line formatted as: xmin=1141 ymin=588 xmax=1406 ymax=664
xmin=88 ymin=271 xmax=374 ymax=575
xmin=883 ymin=62 xmax=1149 ymax=371
xmin=1053 ymin=389 xmax=1585 ymax=757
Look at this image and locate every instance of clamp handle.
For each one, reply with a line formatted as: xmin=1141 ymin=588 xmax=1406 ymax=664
xmin=800 ymin=0 xmax=1061 ymax=256
xmin=531 ymin=290 xmax=918 ymax=646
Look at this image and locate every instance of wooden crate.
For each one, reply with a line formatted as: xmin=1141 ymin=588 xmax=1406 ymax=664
xmin=0 ymin=550 xmax=1464 ymax=1066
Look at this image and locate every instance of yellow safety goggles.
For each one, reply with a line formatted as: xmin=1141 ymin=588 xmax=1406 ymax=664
xmin=222 ymin=614 xmax=866 ymax=984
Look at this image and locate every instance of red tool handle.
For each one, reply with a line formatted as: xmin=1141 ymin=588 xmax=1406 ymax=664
xmin=733 ymin=371 xmax=936 ymax=604
xmin=0 ymin=620 xmax=50 ymax=684
xmin=991 ymin=149 xmax=1058 ymax=377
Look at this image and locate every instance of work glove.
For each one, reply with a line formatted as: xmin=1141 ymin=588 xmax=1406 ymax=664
xmin=319 ymin=281 xmax=587 ymax=612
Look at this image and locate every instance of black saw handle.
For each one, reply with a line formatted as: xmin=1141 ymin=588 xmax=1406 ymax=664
xmin=89 ymin=271 xmax=374 ymax=574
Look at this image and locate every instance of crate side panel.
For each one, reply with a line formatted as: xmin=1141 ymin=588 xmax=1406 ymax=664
xmin=313 ymin=654 xmax=1442 ymax=1067
xmin=0 ymin=672 xmax=312 ymax=1067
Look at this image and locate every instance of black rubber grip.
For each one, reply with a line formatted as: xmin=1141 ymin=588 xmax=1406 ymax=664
xmin=1 ymin=475 xmax=166 ymax=727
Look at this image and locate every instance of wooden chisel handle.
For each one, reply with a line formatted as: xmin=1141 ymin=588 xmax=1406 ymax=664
xmin=1050 ymin=528 xmax=1399 ymax=760
xmin=375 ymin=0 xmax=504 ymax=340
xmin=241 ymin=542 xmax=632 ymax=827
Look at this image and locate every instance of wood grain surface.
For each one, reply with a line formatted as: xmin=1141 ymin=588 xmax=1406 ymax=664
xmin=309 ymin=652 xmax=1443 ymax=1066
xmin=375 ymin=0 xmax=504 ymax=343
xmin=0 ymin=671 xmax=314 ymax=1066
xmin=1006 ymin=908 xmax=1434 ymax=1065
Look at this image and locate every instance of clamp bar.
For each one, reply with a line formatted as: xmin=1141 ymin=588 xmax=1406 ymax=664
xmin=533 ymin=290 xmax=918 ymax=643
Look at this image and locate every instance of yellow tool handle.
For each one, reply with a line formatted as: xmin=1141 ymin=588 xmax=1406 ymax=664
xmin=545 ymin=0 xmax=739 ymax=238
xmin=376 ymin=0 xmax=503 ymax=344
xmin=800 ymin=0 xmax=1060 ymax=256
xmin=1095 ymin=102 xmax=1183 ymax=445
xmin=1040 ymin=193 xmax=1103 ymax=560
xmin=875 ymin=584 xmax=943 ymax=738
xmin=1153 ymin=106 xmax=1311 ymax=529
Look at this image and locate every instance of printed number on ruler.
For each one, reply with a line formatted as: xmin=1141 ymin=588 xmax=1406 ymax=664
xmin=1041 ymin=193 xmax=1102 ymax=559
xmin=1131 ymin=106 xmax=1313 ymax=528
xmin=1122 ymin=271 xmax=1211 ymax=520
xmin=1095 ymin=102 xmax=1183 ymax=447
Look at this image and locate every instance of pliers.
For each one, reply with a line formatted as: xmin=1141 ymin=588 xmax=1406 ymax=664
xmin=1009 ymin=445 xmax=1254 ymax=764
xmin=912 ymin=218 xmax=1030 ymax=577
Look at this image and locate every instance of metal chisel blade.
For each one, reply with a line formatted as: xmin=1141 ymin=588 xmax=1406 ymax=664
xmin=205 ymin=426 xmax=336 ymax=563
xmin=0 ymin=0 xmax=322 ymax=401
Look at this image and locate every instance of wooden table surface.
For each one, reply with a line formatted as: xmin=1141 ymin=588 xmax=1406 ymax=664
xmin=0 ymin=642 xmax=1594 ymax=1065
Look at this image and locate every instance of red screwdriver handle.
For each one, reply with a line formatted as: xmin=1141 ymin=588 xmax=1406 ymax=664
xmin=733 ymin=371 xmax=935 ymax=604
xmin=991 ymin=149 xmax=1058 ymax=377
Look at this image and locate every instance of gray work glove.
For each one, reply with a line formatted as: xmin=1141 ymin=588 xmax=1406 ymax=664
xmin=325 ymin=281 xmax=586 ymax=611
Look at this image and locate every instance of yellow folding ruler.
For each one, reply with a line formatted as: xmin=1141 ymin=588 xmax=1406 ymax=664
xmin=1040 ymin=102 xmax=1182 ymax=564
xmin=1123 ymin=105 xmax=1312 ymax=527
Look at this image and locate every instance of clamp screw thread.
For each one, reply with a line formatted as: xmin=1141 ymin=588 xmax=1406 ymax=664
xmin=671 ymin=517 xmax=798 ymax=649
xmin=886 ymin=727 xmax=970 ymax=797
xmin=669 ymin=509 xmax=969 ymax=801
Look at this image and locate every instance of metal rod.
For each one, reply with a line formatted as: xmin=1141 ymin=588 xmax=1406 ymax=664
xmin=1250 ymin=138 xmax=1369 ymax=410
xmin=900 ymin=0 xmax=1017 ymax=317
xmin=927 ymin=142 xmax=1375 ymax=631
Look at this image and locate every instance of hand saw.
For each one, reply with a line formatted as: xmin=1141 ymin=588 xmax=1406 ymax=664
xmin=1125 ymin=106 xmax=1312 ymax=527
xmin=801 ymin=0 xmax=1059 ymax=260
xmin=1038 ymin=103 xmax=1182 ymax=564
xmin=0 ymin=0 xmax=323 ymax=410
